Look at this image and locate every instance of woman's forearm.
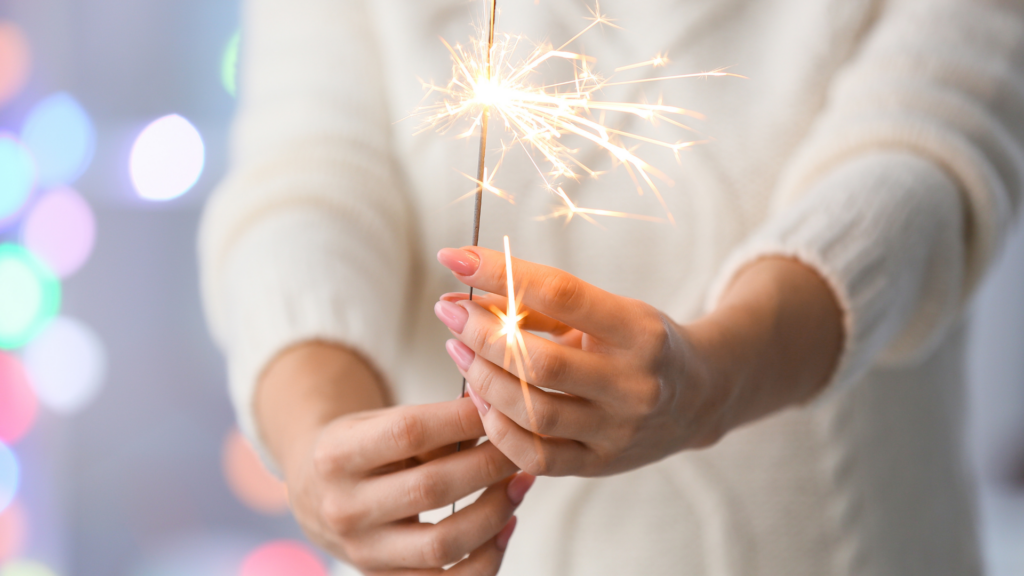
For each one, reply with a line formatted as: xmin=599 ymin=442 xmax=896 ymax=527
xmin=255 ymin=342 xmax=391 ymax=474
xmin=688 ymin=257 xmax=845 ymax=430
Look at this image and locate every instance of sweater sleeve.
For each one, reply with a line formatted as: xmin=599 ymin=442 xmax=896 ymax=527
xmin=707 ymin=0 xmax=1024 ymax=395
xmin=198 ymin=0 xmax=413 ymax=473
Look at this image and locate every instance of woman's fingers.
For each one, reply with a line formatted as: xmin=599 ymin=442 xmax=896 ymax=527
xmin=437 ymin=300 xmax=612 ymax=399
xmin=438 ymin=246 xmax=644 ymax=344
xmin=356 ymin=441 xmax=520 ymax=527
xmin=450 ymin=340 xmax=602 ymax=441
xmin=319 ymin=399 xmax=484 ymax=475
xmin=364 ymin=517 xmax=517 ymax=576
xmin=482 ymin=408 xmax=594 ymax=477
xmin=353 ymin=473 xmax=531 ymax=570
xmin=440 ymin=292 xmax=576 ymax=336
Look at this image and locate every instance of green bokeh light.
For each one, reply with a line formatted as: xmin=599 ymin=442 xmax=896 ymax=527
xmin=222 ymin=31 xmax=241 ymax=97
xmin=0 ymin=560 xmax=59 ymax=576
xmin=0 ymin=244 xmax=60 ymax=349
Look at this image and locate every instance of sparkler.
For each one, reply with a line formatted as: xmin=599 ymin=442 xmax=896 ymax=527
xmin=429 ymin=0 xmax=737 ymax=513
xmin=419 ymin=0 xmax=740 ymax=224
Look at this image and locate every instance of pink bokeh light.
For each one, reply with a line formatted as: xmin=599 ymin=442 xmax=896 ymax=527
xmin=0 ymin=500 xmax=26 ymax=562
xmin=21 ymin=188 xmax=95 ymax=279
xmin=239 ymin=541 xmax=327 ymax=576
xmin=0 ymin=353 xmax=37 ymax=445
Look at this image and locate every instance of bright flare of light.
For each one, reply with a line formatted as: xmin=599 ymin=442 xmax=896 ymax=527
xmin=0 ymin=501 xmax=26 ymax=562
xmin=20 ymin=93 xmax=96 ymax=187
xmin=0 ymin=443 xmax=18 ymax=514
xmin=0 ymin=354 xmax=37 ymax=445
xmin=0 ymin=136 xmax=36 ymax=227
xmin=130 ymin=114 xmax=205 ymax=201
xmin=222 ymin=428 xmax=289 ymax=515
xmin=0 ymin=245 xmax=60 ymax=350
xmin=0 ymin=560 xmax=58 ymax=576
xmin=21 ymin=187 xmax=96 ymax=278
xmin=419 ymin=5 xmax=738 ymax=224
xmin=222 ymin=31 xmax=241 ymax=97
xmin=23 ymin=316 xmax=106 ymax=414
xmin=0 ymin=23 xmax=30 ymax=108
xmin=487 ymin=236 xmax=544 ymax=466
xmin=239 ymin=541 xmax=327 ymax=576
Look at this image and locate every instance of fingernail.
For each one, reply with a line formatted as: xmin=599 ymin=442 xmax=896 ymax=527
xmin=437 ymin=248 xmax=481 ymax=276
xmin=440 ymin=292 xmax=471 ymax=302
xmin=507 ymin=473 xmax=535 ymax=506
xmin=496 ymin=516 xmax=517 ymax=551
xmin=467 ymin=382 xmax=490 ymax=417
xmin=445 ymin=339 xmax=475 ymax=371
xmin=434 ymin=300 xmax=469 ymax=334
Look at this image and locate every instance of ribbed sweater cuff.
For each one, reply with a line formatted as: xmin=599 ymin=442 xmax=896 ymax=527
xmin=706 ymin=151 xmax=964 ymax=398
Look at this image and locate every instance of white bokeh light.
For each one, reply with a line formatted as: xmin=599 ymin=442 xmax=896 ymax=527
xmin=130 ymin=114 xmax=205 ymax=201
xmin=24 ymin=316 xmax=107 ymax=414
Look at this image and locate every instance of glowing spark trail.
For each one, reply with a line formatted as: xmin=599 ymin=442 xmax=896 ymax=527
xmin=419 ymin=1 xmax=741 ymax=224
xmin=488 ymin=236 xmax=547 ymax=469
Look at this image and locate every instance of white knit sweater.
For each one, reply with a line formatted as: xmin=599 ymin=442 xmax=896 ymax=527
xmin=200 ymin=0 xmax=1024 ymax=574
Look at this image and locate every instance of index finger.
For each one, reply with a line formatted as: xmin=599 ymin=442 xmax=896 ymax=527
xmin=438 ymin=246 xmax=643 ymax=342
xmin=328 ymin=398 xmax=484 ymax=474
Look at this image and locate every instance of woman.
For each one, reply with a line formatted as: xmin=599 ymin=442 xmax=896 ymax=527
xmin=200 ymin=0 xmax=1024 ymax=574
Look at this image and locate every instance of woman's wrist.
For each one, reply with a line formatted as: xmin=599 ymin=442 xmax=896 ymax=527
xmin=256 ymin=341 xmax=391 ymax=475
xmin=687 ymin=256 xmax=845 ymax=432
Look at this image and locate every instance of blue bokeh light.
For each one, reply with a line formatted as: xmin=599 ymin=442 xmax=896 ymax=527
xmin=0 ymin=135 xmax=35 ymax=227
xmin=0 ymin=442 xmax=19 ymax=514
xmin=21 ymin=92 xmax=96 ymax=188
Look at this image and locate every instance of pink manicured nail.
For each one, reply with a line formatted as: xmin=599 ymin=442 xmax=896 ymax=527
xmin=496 ymin=516 xmax=517 ymax=551
xmin=434 ymin=300 xmax=469 ymax=334
xmin=445 ymin=339 xmax=475 ymax=371
xmin=467 ymin=382 xmax=490 ymax=417
xmin=507 ymin=473 xmax=536 ymax=506
xmin=437 ymin=248 xmax=481 ymax=276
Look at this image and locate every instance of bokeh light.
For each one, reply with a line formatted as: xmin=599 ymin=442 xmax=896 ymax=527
xmin=223 ymin=428 xmax=288 ymax=515
xmin=0 ymin=23 xmax=30 ymax=108
xmin=0 ymin=560 xmax=58 ymax=576
xmin=24 ymin=317 xmax=106 ymax=414
xmin=239 ymin=541 xmax=327 ymax=576
xmin=0 ymin=443 xmax=19 ymax=514
xmin=130 ymin=114 xmax=205 ymax=201
xmin=20 ymin=93 xmax=96 ymax=188
xmin=0 ymin=501 xmax=26 ymax=562
xmin=21 ymin=188 xmax=96 ymax=278
xmin=0 ymin=245 xmax=60 ymax=350
xmin=0 ymin=136 xmax=36 ymax=228
xmin=0 ymin=354 xmax=37 ymax=445
xmin=222 ymin=32 xmax=240 ymax=97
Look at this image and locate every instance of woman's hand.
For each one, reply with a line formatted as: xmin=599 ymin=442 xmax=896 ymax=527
xmin=257 ymin=343 xmax=535 ymax=575
xmin=433 ymin=247 xmax=843 ymax=478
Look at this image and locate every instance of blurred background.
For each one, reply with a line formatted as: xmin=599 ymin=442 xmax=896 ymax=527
xmin=0 ymin=1 xmax=1020 ymax=575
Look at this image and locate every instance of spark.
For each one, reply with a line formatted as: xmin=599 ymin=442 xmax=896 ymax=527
xmin=487 ymin=235 xmax=545 ymax=469
xmin=418 ymin=2 xmax=741 ymax=225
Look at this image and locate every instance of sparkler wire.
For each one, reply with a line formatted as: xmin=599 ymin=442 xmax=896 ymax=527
xmin=454 ymin=0 xmax=497 ymax=515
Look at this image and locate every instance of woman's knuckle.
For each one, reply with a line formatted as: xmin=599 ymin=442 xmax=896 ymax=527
xmin=388 ymin=414 xmax=425 ymax=454
xmin=471 ymin=362 xmax=493 ymax=394
xmin=408 ymin=469 xmax=444 ymax=507
xmin=312 ymin=443 xmax=339 ymax=476
xmin=533 ymin=348 xmax=566 ymax=383
xmin=522 ymin=450 xmax=550 ymax=476
xmin=540 ymin=273 xmax=584 ymax=313
xmin=531 ymin=400 xmax=558 ymax=435
xmin=424 ymin=530 xmax=458 ymax=566
xmin=321 ymin=496 xmax=357 ymax=534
